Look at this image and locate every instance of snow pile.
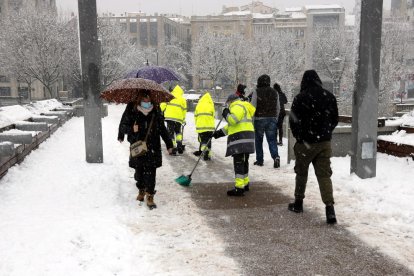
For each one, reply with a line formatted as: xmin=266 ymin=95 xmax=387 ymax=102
xmin=378 ymin=130 xmax=414 ymax=146
xmin=0 ymin=99 xmax=64 ymax=129
xmin=0 ymin=105 xmax=33 ymax=128
xmin=24 ymin=99 xmax=63 ymax=114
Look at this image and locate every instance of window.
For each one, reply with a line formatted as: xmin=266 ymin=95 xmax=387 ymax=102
xmin=0 ymin=87 xmax=11 ymax=96
xmin=130 ymin=22 xmax=137 ymax=33
xmin=0 ymin=75 xmax=10 ymax=82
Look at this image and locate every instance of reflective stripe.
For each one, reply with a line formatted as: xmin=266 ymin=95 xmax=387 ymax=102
xmin=240 ymin=118 xmax=252 ymax=123
xmin=235 ymin=174 xmax=247 ymax=179
xmin=228 ymin=138 xmax=255 ymax=147
xmin=164 ymin=117 xmax=183 ymax=123
xmin=196 ymin=127 xmax=215 ymax=131
xmin=235 ymin=177 xmax=245 ymax=188
xmin=167 ymin=103 xmax=186 ymax=110
xmin=195 ymin=112 xmax=214 ymax=117
xmin=229 ymin=114 xmax=239 ymax=123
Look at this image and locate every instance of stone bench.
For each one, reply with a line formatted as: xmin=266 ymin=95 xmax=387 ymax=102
xmin=0 ymin=131 xmax=34 ymax=145
xmin=15 ymin=121 xmax=49 ymax=132
xmin=0 ymin=142 xmax=14 ymax=156
xmin=31 ymin=115 xmax=60 ymax=125
xmin=40 ymin=111 xmax=68 ymax=120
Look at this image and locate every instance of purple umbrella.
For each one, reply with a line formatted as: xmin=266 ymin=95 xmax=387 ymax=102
xmin=125 ymin=66 xmax=180 ymax=84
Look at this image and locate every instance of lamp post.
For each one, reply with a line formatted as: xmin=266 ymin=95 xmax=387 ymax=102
xmin=332 ymin=57 xmax=342 ymax=96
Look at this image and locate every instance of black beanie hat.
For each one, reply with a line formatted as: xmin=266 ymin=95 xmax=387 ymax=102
xmin=257 ymin=75 xmax=271 ymax=88
xmin=237 ymin=84 xmax=246 ymax=95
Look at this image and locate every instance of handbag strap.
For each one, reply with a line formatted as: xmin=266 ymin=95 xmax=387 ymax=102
xmin=144 ymin=114 xmax=155 ymax=142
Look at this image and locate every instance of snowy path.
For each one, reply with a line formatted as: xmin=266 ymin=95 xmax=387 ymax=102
xmin=0 ymin=105 xmax=239 ymax=276
xmin=0 ymin=104 xmax=413 ymax=275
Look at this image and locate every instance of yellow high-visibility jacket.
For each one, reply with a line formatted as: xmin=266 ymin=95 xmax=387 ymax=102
xmin=160 ymin=85 xmax=187 ymax=124
xmin=195 ymin=92 xmax=215 ymax=133
xmin=222 ymin=99 xmax=256 ymax=157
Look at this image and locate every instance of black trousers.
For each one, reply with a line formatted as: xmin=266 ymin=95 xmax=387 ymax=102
xmin=134 ymin=164 xmax=157 ymax=194
xmin=166 ymin=120 xmax=183 ymax=149
xmin=233 ymin=153 xmax=249 ymax=177
xmin=198 ymin=131 xmax=213 ymax=152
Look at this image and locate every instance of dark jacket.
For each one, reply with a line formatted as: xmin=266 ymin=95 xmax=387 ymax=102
xmin=118 ymin=104 xmax=173 ymax=168
xmin=253 ymin=75 xmax=279 ymax=118
xmin=277 ymin=91 xmax=288 ymax=117
xmin=289 ymin=70 xmax=338 ymax=143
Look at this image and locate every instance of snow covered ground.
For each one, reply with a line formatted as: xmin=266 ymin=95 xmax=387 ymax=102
xmin=0 ymin=104 xmax=413 ymax=275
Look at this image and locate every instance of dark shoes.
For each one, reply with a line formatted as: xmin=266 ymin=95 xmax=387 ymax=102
xmin=244 ymin=183 xmax=250 ymax=192
xmin=170 ymin=148 xmax=177 ymax=156
xmin=203 ymin=155 xmax=211 ymax=161
xmin=277 ymin=141 xmax=283 ymax=146
xmin=227 ymin=187 xmax=244 ymax=196
xmin=274 ymin=157 xmax=280 ymax=168
xmin=288 ymin=199 xmax=303 ymax=213
xmin=254 ymin=161 xmax=263 ymax=166
xmin=193 ymin=150 xmax=202 ymax=156
xmin=326 ymin=205 xmax=337 ymax=224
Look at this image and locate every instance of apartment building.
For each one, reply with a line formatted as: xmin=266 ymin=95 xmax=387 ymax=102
xmin=100 ymin=12 xmax=191 ymax=65
xmin=0 ymin=0 xmax=58 ymax=105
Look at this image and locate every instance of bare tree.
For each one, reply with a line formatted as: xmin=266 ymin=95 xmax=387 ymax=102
xmin=160 ymin=37 xmax=191 ymax=87
xmin=378 ymin=17 xmax=409 ymax=116
xmin=192 ymin=33 xmax=229 ymax=98
xmin=0 ymin=6 xmax=74 ymax=98
xmin=98 ymin=19 xmax=146 ymax=88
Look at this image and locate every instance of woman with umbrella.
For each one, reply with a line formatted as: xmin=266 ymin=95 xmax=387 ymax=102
xmin=117 ymin=90 xmax=173 ymax=209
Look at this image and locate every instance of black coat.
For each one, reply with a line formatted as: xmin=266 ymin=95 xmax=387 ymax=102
xmin=118 ymin=104 xmax=173 ymax=168
xmin=289 ymin=70 xmax=338 ymax=143
xmin=278 ymin=90 xmax=288 ymax=117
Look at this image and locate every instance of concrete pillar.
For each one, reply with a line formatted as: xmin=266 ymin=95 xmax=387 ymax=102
xmin=78 ymin=0 xmax=104 ymax=163
xmin=350 ymin=0 xmax=383 ymax=178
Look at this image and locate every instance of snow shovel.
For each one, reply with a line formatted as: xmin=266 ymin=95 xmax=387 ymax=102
xmin=175 ymin=116 xmax=225 ymax=186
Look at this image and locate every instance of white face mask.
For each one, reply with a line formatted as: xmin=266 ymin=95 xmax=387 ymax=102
xmin=140 ymin=101 xmax=153 ymax=109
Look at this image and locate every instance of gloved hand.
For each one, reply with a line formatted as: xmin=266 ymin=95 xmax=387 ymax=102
xmin=213 ymin=129 xmax=226 ymax=139
xmin=222 ymin=108 xmax=230 ymax=119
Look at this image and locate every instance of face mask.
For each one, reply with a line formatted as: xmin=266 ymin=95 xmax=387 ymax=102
xmin=140 ymin=102 xmax=153 ymax=109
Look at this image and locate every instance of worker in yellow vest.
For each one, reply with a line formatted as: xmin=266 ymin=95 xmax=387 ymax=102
xmin=160 ymin=85 xmax=187 ymax=155
xmin=213 ymin=94 xmax=256 ymax=196
xmin=194 ymin=92 xmax=215 ymax=161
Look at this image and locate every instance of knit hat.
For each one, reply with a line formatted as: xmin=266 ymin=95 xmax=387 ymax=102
xmin=237 ymin=84 xmax=247 ymax=95
xmin=226 ymin=93 xmax=239 ymax=104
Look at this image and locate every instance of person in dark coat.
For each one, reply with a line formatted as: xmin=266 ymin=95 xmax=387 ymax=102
xmin=251 ymin=74 xmax=280 ymax=168
xmin=118 ymin=91 xmax=173 ymax=209
xmin=288 ymin=70 xmax=339 ymax=224
xmin=273 ymin=83 xmax=288 ymax=145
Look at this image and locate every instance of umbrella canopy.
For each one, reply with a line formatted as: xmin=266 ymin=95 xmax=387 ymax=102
xmin=125 ymin=66 xmax=180 ymax=84
xmin=100 ymin=78 xmax=174 ymax=104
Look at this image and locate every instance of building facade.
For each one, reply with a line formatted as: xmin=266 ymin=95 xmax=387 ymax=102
xmin=0 ymin=0 xmax=58 ymax=105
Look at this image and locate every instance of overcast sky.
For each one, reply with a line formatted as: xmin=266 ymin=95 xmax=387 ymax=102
xmin=56 ymin=0 xmax=367 ymax=16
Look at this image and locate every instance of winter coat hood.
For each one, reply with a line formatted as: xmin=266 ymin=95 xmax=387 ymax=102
xmin=198 ymin=92 xmax=213 ymax=106
xmin=171 ymin=85 xmax=184 ymax=98
xmin=300 ymin=70 xmax=322 ymax=92
xmin=257 ymin=74 xmax=271 ymax=88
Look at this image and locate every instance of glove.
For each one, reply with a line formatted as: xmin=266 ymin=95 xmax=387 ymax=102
xmin=213 ymin=129 xmax=225 ymax=139
xmin=222 ymin=108 xmax=230 ymax=119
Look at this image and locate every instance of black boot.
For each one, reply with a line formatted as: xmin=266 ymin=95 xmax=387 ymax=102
xmin=244 ymin=183 xmax=250 ymax=192
xmin=193 ymin=150 xmax=202 ymax=156
xmin=288 ymin=199 xmax=303 ymax=213
xmin=326 ymin=205 xmax=337 ymax=224
xmin=227 ymin=187 xmax=244 ymax=196
xmin=274 ymin=157 xmax=280 ymax=168
xmin=254 ymin=161 xmax=263 ymax=166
